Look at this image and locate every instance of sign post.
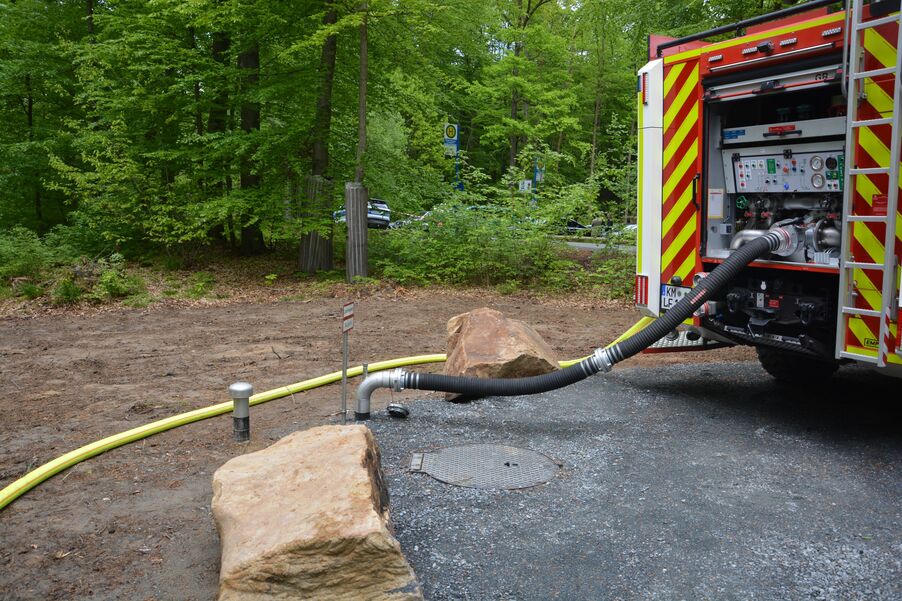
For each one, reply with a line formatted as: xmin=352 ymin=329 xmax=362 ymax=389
xmin=443 ymin=123 xmax=463 ymax=191
xmin=341 ymin=302 xmax=354 ymax=422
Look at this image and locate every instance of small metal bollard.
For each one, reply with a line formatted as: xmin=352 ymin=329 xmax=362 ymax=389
xmin=229 ymin=382 xmax=253 ymax=442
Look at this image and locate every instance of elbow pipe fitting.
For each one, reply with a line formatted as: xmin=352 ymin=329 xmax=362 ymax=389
xmin=355 ymin=368 xmax=406 ymax=420
xmin=729 ymin=229 xmax=769 ymax=250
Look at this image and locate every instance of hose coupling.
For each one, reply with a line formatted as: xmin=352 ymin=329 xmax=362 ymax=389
xmin=388 ymin=368 xmax=407 ymax=392
xmin=768 ymin=225 xmax=802 ymax=257
xmin=589 ymin=347 xmax=615 ymax=374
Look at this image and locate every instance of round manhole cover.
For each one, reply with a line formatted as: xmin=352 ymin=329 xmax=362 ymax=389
xmin=409 ymin=444 xmax=559 ymax=490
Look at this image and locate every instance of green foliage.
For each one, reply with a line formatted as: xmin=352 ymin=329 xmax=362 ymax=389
xmin=52 ymin=278 xmax=82 ymax=304
xmin=0 ymin=0 xmax=791 ymax=292
xmin=0 ymin=227 xmax=55 ymax=280
xmin=122 ymin=292 xmax=154 ymax=308
xmin=187 ymin=272 xmax=216 ymax=298
xmin=90 ymin=269 xmax=146 ymax=301
xmin=17 ymin=281 xmax=44 ymax=300
xmin=578 ymin=252 xmax=635 ymax=299
xmin=371 ymin=201 xmax=569 ymax=288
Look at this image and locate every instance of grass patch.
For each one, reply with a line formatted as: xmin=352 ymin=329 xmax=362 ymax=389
xmin=186 ymin=272 xmax=215 ymax=298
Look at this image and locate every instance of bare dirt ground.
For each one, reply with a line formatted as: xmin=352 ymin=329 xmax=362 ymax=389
xmin=0 ymin=287 xmax=753 ymax=600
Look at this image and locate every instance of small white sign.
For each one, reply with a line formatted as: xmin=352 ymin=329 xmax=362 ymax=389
xmin=444 ymin=140 xmax=459 ymax=156
xmin=342 ymin=302 xmax=354 ymax=332
xmin=518 ymin=179 xmax=533 ymax=193
xmin=708 ymin=188 xmax=724 ymax=219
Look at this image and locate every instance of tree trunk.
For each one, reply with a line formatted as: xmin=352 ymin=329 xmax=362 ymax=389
xmin=207 ymin=31 xmax=231 ymax=245
xmin=86 ymin=0 xmax=94 ymax=38
xmin=355 ymin=7 xmax=367 ymax=183
xmin=207 ymin=32 xmax=230 ymax=135
xmin=589 ymin=96 xmax=600 ymax=176
xmin=345 ymin=182 xmax=368 ymax=282
xmin=346 ymin=5 xmax=369 ymax=281
xmin=238 ymin=42 xmax=264 ymax=254
xmin=508 ymin=46 xmax=520 ymax=169
xmin=589 ymin=16 xmax=606 ymax=177
xmin=188 ymin=28 xmax=204 ymax=136
xmin=24 ymin=73 xmax=42 ymax=230
xmin=300 ymin=0 xmax=338 ymax=273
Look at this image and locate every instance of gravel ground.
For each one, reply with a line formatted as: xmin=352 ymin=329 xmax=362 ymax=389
xmin=362 ymin=362 xmax=902 ymax=601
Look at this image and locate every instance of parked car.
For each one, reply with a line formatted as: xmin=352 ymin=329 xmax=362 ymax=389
xmin=333 ymin=198 xmax=391 ymax=229
xmin=562 ymin=219 xmax=590 ymax=236
xmin=389 ymin=210 xmax=432 ymax=230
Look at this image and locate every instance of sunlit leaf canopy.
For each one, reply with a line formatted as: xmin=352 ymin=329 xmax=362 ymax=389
xmin=0 ymin=0 xmax=800 ymax=246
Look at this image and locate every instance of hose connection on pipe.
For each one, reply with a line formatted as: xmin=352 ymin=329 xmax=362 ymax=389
xmin=355 ymin=228 xmax=789 ymax=418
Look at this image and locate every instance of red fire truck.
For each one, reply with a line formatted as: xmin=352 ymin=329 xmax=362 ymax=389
xmin=635 ymin=0 xmax=902 ymax=379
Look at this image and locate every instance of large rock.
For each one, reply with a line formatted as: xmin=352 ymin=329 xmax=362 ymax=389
xmin=212 ymin=425 xmax=422 ymax=601
xmin=443 ymin=307 xmax=559 ymax=400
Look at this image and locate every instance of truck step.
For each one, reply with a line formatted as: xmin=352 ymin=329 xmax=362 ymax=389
xmin=644 ymin=330 xmax=729 ymax=354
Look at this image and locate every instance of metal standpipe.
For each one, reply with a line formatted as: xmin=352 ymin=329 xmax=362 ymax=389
xmin=355 ymin=368 xmax=406 ymax=420
xmin=229 ymin=382 xmax=253 ymax=442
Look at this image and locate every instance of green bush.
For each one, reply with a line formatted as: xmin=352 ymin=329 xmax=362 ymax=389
xmin=91 ymin=268 xmax=145 ymax=300
xmin=579 ymin=252 xmax=635 ymax=299
xmin=370 ymin=202 xmax=568 ymax=289
xmin=0 ymin=227 xmax=55 ymax=280
xmin=52 ymin=279 xmax=83 ymax=304
xmin=17 ymin=281 xmax=44 ymax=300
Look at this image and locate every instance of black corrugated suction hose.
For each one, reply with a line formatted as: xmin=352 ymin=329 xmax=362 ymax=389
xmin=610 ymin=231 xmax=780 ymax=361
xmin=402 ymin=231 xmax=783 ymax=398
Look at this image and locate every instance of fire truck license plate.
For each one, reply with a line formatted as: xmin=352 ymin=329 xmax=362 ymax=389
xmin=660 ymin=285 xmax=690 ymax=310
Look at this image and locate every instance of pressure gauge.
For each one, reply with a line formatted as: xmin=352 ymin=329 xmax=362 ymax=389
xmin=825 ymin=156 xmax=838 ymax=170
xmin=811 ymin=173 xmax=826 ymax=189
xmin=810 ymin=156 xmax=824 ymax=171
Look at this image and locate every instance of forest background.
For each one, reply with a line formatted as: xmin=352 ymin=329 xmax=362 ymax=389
xmin=0 ymin=0 xmax=799 ymax=301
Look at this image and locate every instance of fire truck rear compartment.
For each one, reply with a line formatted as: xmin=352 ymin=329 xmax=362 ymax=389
xmin=698 ymin=63 xmax=847 ymax=357
xmin=703 ymin=72 xmax=846 ymax=269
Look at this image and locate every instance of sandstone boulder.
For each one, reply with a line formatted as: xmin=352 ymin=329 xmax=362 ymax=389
xmin=212 ymin=425 xmax=422 ymax=601
xmin=443 ymin=307 xmax=559 ymax=400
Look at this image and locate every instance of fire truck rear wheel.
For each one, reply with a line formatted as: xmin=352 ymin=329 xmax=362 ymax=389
xmin=755 ymin=346 xmax=838 ymax=383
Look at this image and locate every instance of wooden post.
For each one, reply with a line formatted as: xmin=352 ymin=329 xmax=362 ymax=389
xmin=345 ymin=182 xmax=368 ymax=282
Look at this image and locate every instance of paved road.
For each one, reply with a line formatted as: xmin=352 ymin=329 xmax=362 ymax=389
xmin=368 ymin=362 xmax=901 ymax=601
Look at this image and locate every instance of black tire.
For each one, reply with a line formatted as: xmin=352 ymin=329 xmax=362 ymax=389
xmin=755 ymin=345 xmax=839 ymax=383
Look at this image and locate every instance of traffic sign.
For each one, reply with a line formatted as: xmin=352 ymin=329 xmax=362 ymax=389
xmin=342 ymin=301 xmax=354 ymax=332
xmin=443 ymin=123 xmax=459 ymax=157
xmin=443 ymin=123 xmax=459 ymax=143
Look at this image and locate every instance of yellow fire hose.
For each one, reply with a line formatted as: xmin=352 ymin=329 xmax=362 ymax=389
xmin=0 ymin=316 xmax=654 ymax=512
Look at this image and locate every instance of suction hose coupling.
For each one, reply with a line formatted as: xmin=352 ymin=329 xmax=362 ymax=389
xmin=587 ymin=347 xmax=615 ymax=374
xmin=768 ymin=224 xmax=801 ymax=257
xmin=355 ymin=368 xmax=407 ymax=420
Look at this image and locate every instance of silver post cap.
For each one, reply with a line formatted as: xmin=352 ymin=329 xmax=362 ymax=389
xmin=229 ymin=381 xmax=254 ymax=399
